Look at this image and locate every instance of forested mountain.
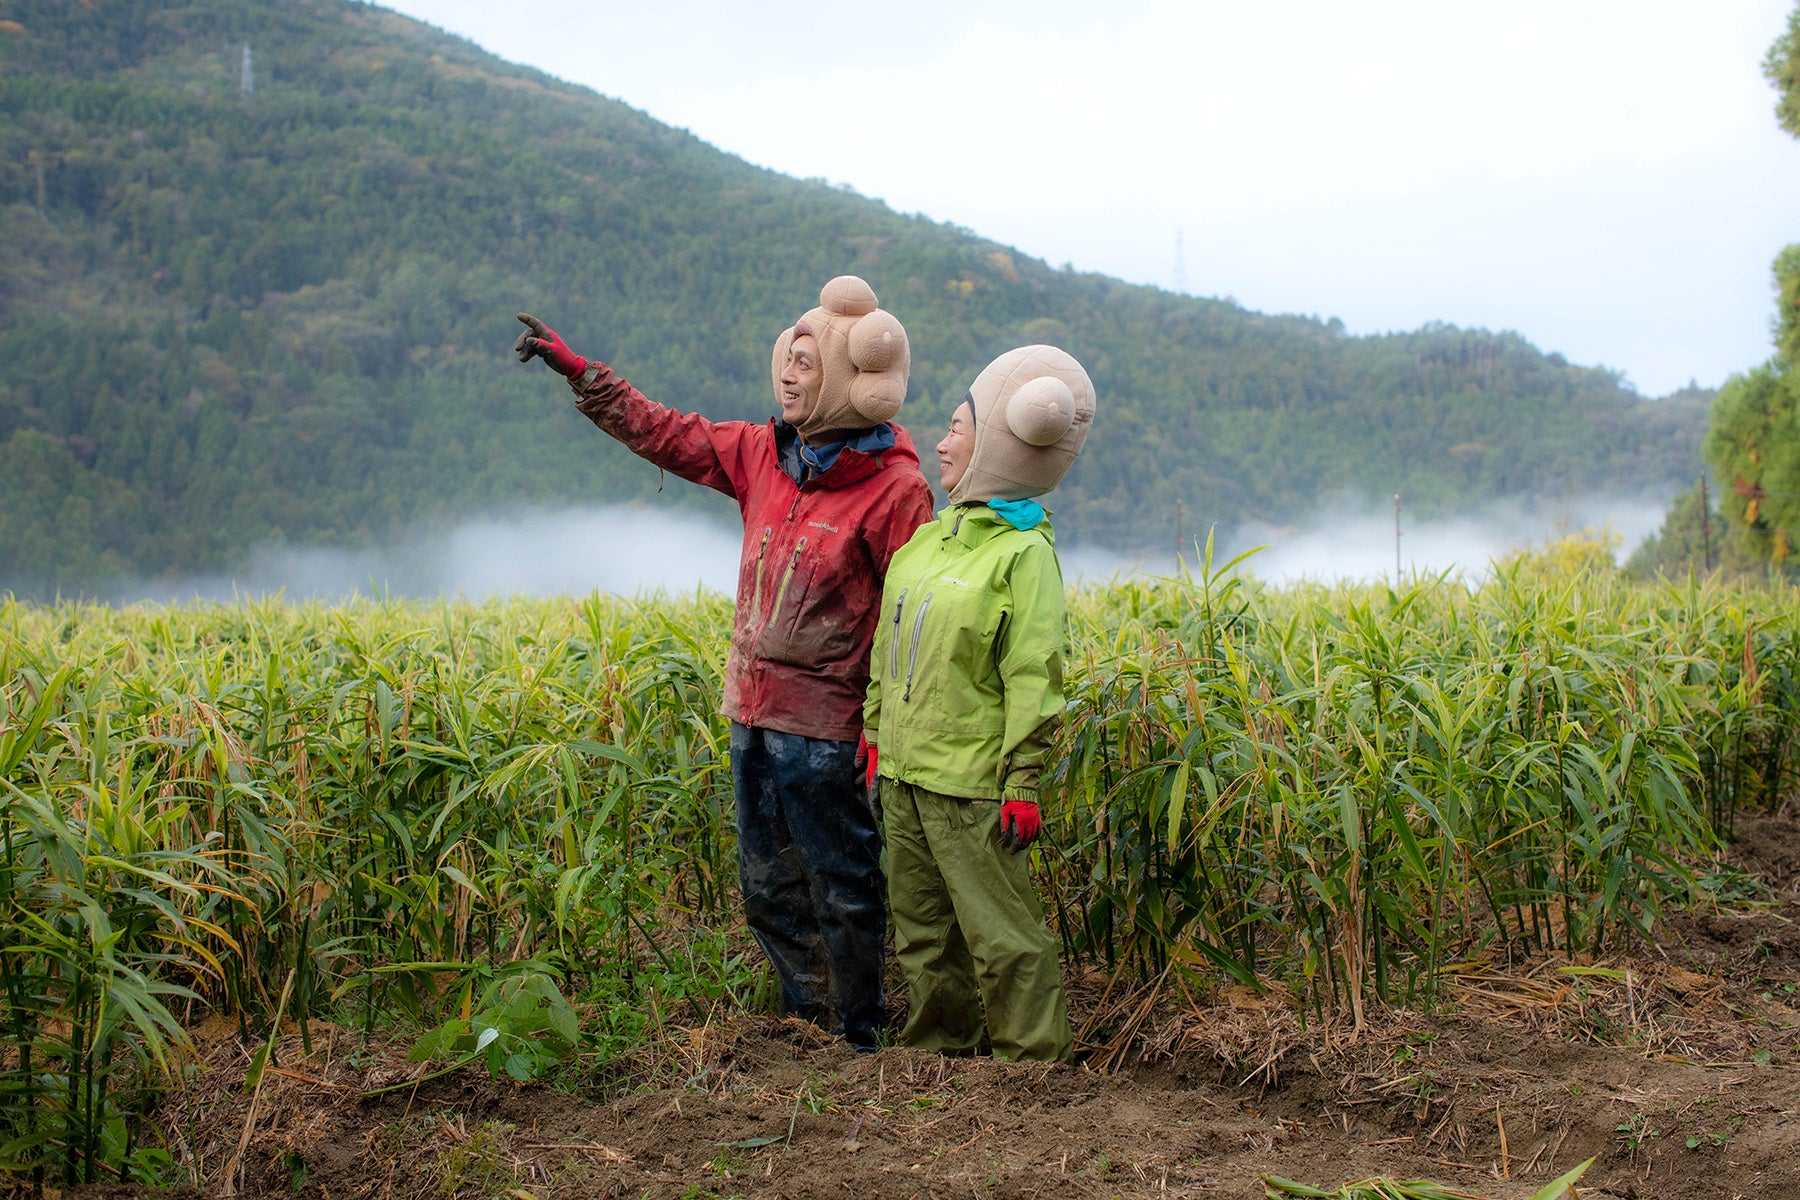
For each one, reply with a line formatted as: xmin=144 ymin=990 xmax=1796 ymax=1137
xmin=0 ymin=0 xmax=1707 ymax=595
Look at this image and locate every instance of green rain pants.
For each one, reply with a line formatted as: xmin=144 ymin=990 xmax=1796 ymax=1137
xmin=883 ymin=778 xmax=1073 ymax=1062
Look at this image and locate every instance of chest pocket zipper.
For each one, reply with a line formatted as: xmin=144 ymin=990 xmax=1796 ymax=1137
xmin=771 ymin=537 xmax=808 ymax=622
xmin=749 ymin=527 xmax=773 ymax=622
xmin=902 ymin=592 xmax=932 ymax=701
xmin=888 ymin=587 xmax=908 ymax=679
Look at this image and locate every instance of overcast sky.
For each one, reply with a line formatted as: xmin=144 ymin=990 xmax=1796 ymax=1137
xmin=377 ymin=0 xmax=1800 ymax=399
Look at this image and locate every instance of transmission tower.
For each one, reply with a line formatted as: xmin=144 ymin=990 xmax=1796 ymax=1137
xmin=241 ymin=43 xmax=254 ymax=96
xmin=1172 ymin=229 xmax=1189 ymax=294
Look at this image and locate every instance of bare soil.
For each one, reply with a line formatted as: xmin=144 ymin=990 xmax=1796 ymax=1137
xmin=69 ymin=814 xmax=1800 ymax=1200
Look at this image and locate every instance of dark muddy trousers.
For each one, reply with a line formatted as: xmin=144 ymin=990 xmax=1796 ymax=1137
xmin=729 ymin=722 xmax=886 ymax=1048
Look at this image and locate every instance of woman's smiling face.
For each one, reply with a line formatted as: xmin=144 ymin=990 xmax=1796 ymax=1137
xmin=937 ymin=399 xmax=975 ymax=492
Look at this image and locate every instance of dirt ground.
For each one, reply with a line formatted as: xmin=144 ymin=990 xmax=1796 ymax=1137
xmin=71 ymin=814 xmax=1800 ymax=1200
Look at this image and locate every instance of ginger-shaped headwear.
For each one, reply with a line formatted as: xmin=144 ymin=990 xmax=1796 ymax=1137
xmin=947 ymin=344 xmax=1096 ymax=505
xmin=770 ymin=275 xmax=910 ymax=441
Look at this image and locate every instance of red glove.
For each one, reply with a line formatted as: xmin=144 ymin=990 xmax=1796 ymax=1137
xmin=514 ymin=312 xmax=589 ymax=378
xmin=999 ymin=800 xmax=1041 ymax=853
xmin=855 ymin=735 xmax=878 ymax=791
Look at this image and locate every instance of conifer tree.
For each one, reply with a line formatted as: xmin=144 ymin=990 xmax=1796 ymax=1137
xmin=1702 ymin=3 xmax=1800 ymax=570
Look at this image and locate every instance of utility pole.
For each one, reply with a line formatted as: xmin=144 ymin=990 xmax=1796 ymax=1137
xmin=1394 ymin=494 xmax=1402 ymax=587
xmin=241 ymin=43 xmax=254 ymax=97
xmin=1175 ymin=499 xmax=1185 ymax=567
xmin=1700 ymin=475 xmax=1712 ymax=574
xmin=28 ymin=149 xmax=47 ymax=213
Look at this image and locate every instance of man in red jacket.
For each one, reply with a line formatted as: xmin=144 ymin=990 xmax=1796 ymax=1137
xmin=515 ymin=277 xmax=934 ymax=1050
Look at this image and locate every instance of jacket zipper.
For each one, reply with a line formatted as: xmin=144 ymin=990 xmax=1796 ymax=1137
xmin=749 ymin=526 xmax=772 ymax=622
xmin=771 ymin=537 xmax=807 ymax=622
xmin=888 ymin=587 xmax=908 ymax=678
xmin=902 ymin=592 xmax=932 ymax=701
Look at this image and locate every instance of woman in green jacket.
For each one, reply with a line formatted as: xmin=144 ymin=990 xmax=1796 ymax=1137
xmin=864 ymin=344 xmax=1096 ymax=1062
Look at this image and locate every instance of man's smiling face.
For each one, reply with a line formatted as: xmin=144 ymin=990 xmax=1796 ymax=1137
xmin=780 ymin=333 xmax=823 ymax=429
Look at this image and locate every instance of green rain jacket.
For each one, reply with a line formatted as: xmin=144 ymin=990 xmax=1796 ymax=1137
xmin=864 ymin=504 xmax=1066 ymax=803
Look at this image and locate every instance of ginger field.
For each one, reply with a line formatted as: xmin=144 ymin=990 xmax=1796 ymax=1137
xmin=3 ymin=563 xmax=1798 ymax=1196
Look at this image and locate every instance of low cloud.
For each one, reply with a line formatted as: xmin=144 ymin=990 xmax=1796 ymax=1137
xmin=105 ymin=507 xmax=743 ymax=604
xmin=1223 ymin=495 xmax=1669 ymax=585
xmin=97 ymin=495 xmax=1673 ymax=606
xmin=1058 ymin=495 xmax=1672 ymax=588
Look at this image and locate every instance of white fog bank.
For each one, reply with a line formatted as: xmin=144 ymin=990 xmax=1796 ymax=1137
xmin=96 ymin=496 xmax=1673 ymax=606
xmin=1062 ymin=496 xmax=1672 ymax=588
xmin=105 ymin=506 xmax=743 ymax=605
xmin=1226 ymin=495 xmax=1671 ymax=586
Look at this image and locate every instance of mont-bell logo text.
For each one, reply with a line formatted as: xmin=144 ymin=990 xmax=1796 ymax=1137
xmin=807 ymin=520 xmax=840 ymax=533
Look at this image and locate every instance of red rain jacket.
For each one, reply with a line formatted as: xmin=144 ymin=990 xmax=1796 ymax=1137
xmin=572 ymin=364 xmax=935 ymax=742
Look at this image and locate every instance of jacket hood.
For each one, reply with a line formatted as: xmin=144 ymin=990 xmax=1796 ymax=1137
xmin=938 ymin=501 xmax=1057 ymax=548
xmin=773 ymin=418 xmax=923 ymax=490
